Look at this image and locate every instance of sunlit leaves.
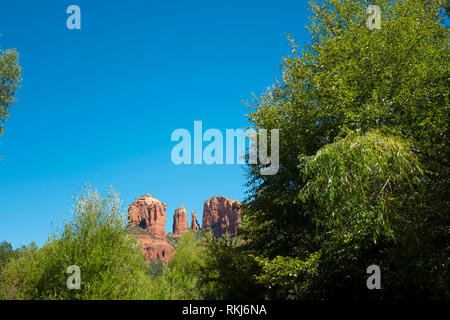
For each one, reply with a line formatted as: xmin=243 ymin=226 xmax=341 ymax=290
xmin=0 ymin=47 xmax=21 ymax=137
xmin=299 ymin=130 xmax=423 ymax=236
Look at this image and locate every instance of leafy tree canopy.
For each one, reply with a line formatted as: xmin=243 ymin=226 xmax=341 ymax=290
xmin=240 ymin=0 xmax=449 ymax=299
xmin=0 ymin=44 xmax=21 ymax=138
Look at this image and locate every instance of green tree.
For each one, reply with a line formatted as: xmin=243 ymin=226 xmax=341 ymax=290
xmin=241 ymin=0 xmax=449 ymax=299
xmin=1 ymin=186 xmax=148 ymax=300
xmin=0 ymin=44 xmax=21 ymax=138
xmin=0 ymin=241 xmax=16 ymax=298
xmin=197 ymin=233 xmax=265 ymax=300
xmin=0 ymin=241 xmax=15 ymax=271
xmin=145 ymin=231 xmax=205 ymax=300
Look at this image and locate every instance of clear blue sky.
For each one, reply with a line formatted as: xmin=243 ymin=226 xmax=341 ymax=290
xmin=0 ymin=0 xmax=310 ymax=249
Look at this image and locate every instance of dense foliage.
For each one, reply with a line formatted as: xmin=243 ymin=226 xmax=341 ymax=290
xmin=0 ymin=44 xmax=21 ymax=138
xmin=1 ymin=0 xmax=448 ymax=300
xmin=239 ymin=0 xmax=449 ymax=299
xmin=143 ymin=231 xmax=205 ymax=300
xmin=1 ymin=186 xmax=148 ymax=300
xmin=0 ymin=241 xmax=17 ymax=298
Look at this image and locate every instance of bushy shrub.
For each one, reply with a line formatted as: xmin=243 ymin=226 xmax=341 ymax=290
xmin=1 ymin=186 xmax=148 ymax=300
xmin=143 ymin=231 xmax=204 ymax=300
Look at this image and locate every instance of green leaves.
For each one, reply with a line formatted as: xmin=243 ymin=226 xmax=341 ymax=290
xmin=299 ymin=130 xmax=423 ymax=237
xmin=1 ymin=186 xmax=148 ymax=300
xmin=253 ymin=253 xmax=321 ymax=299
xmin=153 ymin=231 xmax=205 ymax=300
xmin=242 ymin=0 xmax=449 ymax=299
xmin=0 ymin=46 xmax=21 ymax=138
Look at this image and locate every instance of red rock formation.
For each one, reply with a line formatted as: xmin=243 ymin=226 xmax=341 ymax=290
xmin=128 ymin=194 xmax=241 ymax=263
xmin=128 ymin=195 xmax=174 ymax=262
xmin=202 ymin=196 xmax=241 ymax=237
xmin=191 ymin=211 xmax=200 ymax=232
xmin=173 ymin=205 xmax=188 ymax=234
xmin=128 ymin=194 xmax=167 ymax=239
xmin=132 ymin=234 xmax=173 ymax=263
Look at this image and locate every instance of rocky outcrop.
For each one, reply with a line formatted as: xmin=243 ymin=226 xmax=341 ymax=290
xmin=128 ymin=194 xmax=242 ymax=263
xmin=173 ymin=205 xmax=188 ymax=234
xmin=133 ymin=234 xmax=173 ymax=263
xmin=202 ymin=196 xmax=242 ymax=237
xmin=128 ymin=194 xmax=173 ymax=263
xmin=128 ymin=194 xmax=167 ymax=239
xmin=191 ymin=211 xmax=200 ymax=232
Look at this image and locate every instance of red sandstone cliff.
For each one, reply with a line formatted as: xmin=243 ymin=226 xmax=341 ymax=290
xmin=173 ymin=205 xmax=188 ymax=234
xmin=128 ymin=194 xmax=167 ymax=239
xmin=132 ymin=234 xmax=173 ymax=262
xmin=127 ymin=194 xmax=173 ymax=262
xmin=202 ymin=196 xmax=242 ymax=237
xmin=128 ymin=194 xmax=242 ymax=263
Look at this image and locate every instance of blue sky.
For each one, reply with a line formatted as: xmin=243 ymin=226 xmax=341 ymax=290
xmin=0 ymin=0 xmax=310 ymax=249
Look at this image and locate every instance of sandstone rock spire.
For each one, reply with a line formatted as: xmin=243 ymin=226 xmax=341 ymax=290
xmin=191 ymin=211 xmax=200 ymax=232
xmin=173 ymin=205 xmax=188 ymax=234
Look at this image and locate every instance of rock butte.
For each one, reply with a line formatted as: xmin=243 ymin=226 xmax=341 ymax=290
xmin=202 ymin=196 xmax=242 ymax=238
xmin=127 ymin=194 xmax=241 ymax=262
xmin=128 ymin=194 xmax=167 ymax=239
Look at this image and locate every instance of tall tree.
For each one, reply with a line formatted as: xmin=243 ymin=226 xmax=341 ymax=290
xmin=0 ymin=44 xmax=21 ymax=138
xmin=241 ymin=0 xmax=449 ymax=299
